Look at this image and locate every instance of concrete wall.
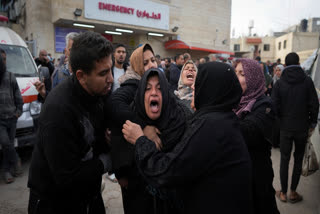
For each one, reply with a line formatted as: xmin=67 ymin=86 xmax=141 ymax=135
xmin=274 ymin=33 xmax=293 ymax=63
xmin=230 ymin=36 xmax=276 ymax=61
xmin=292 ymin=32 xmax=320 ymax=52
xmin=308 ymin=17 xmax=320 ymax=33
xmin=24 ymin=0 xmax=54 ymax=57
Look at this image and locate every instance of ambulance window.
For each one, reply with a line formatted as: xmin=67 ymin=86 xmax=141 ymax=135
xmin=0 ymin=45 xmax=37 ymax=77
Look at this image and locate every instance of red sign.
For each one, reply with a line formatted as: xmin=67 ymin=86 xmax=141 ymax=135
xmin=101 ymin=33 xmax=113 ymax=42
xmin=98 ymin=2 xmax=161 ymax=20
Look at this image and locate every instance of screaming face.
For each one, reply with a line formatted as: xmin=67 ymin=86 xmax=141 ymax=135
xmin=181 ymin=63 xmax=197 ymax=87
xmin=144 ymin=75 xmax=162 ymax=120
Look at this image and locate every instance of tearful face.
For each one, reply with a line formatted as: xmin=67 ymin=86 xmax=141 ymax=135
xmin=144 ymin=75 xmax=162 ymax=120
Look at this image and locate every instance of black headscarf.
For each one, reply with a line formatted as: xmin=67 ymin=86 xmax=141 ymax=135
xmin=194 ymin=62 xmax=242 ymax=115
xmin=135 ymin=68 xmax=186 ymax=152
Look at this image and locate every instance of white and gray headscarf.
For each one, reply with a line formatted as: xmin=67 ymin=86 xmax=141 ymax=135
xmin=273 ymin=64 xmax=284 ymax=84
xmin=174 ymin=60 xmax=198 ymax=100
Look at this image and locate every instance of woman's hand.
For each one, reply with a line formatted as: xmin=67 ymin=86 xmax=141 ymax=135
xmin=122 ymin=120 xmax=144 ymax=145
xmin=143 ymin=125 xmax=162 ymax=150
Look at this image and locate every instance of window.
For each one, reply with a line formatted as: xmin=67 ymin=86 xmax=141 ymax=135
xmin=0 ymin=44 xmax=37 ymax=77
xmin=284 ymin=40 xmax=287 ymax=49
xmin=234 ymin=44 xmax=240 ymax=51
xmin=263 ymin=44 xmax=270 ymax=51
xmin=278 ymin=42 xmax=281 ymax=50
xmin=317 ymin=20 xmax=320 ymax=25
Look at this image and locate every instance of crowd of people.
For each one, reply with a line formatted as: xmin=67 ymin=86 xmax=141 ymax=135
xmin=0 ymin=30 xmax=318 ymax=214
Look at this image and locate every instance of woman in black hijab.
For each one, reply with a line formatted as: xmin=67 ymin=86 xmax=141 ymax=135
xmin=120 ymin=68 xmax=190 ymax=213
xmin=123 ymin=62 xmax=253 ymax=214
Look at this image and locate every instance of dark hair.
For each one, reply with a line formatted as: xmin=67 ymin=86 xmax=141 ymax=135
xmin=143 ymin=44 xmax=154 ymax=54
xmin=165 ymin=57 xmax=171 ymax=63
xmin=174 ymin=54 xmax=183 ymax=62
xmin=155 ymin=54 xmax=161 ymax=60
xmin=204 ymin=56 xmax=209 ymax=62
xmin=183 ymin=53 xmax=190 ymax=61
xmin=277 ymin=58 xmax=281 ymax=62
xmin=285 ymin=52 xmax=300 ymax=66
xmin=70 ymin=31 xmax=113 ymax=74
xmin=255 ymin=56 xmax=261 ymax=61
xmin=114 ymin=43 xmax=126 ymax=52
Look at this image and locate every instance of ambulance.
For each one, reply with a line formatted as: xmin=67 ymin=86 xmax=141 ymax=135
xmin=0 ymin=18 xmax=41 ymax=148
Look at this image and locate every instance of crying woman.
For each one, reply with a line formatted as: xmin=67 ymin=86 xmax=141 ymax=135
xmin=123 ymin=68 xmax=191 ymax=213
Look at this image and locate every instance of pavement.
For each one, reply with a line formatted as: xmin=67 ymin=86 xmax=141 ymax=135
xmin=0 ymin=146 xmax=319 ymax=214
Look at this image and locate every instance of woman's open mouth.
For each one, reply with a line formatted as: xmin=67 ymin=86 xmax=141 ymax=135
xmin=150 ymin=100 xmax=160 ymax=113
xmin=187 ymin=74 xmax=194 ymax=80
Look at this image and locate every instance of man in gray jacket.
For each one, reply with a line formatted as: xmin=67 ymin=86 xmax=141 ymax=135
xmin=0 ymin=48 xmax=23 ymax=183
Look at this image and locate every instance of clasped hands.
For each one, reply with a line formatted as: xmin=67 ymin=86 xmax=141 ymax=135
xmin=122 ymin=120 xmax=162 ymax=150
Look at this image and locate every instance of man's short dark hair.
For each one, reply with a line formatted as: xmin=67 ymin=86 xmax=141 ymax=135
xmin=165 ymin=57 xmax=171 ymax=63
xmin=174 ymin=54 xmax=183 ymax=62
xmin=204 ymin=56 xmax=209 ymax=62
xmin=114 ymin=43 xmax=126 ymax=51
xmin=155 ymin=55 xmax=161 ymax=60
xmin=255 ymin=56 xmax=261 ymax=61
xmin=70 ymin=31 xmax=113 ymax=74
xmin=285 ymin=52 xmax=300 ymax=66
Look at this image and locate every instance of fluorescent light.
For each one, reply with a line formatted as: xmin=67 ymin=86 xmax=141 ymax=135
xmin=73 ymin=23 xmax=95 ymax=28
xmin=105 ymin=31 xmax=122 ymax=35
xmin=115 ymin=28 xmax=133 ymax=33
xmin=148 ymin=32 xmax=164 ymax=37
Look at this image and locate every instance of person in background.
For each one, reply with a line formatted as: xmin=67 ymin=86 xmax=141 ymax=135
xmin=272 ymin=64 xmax=283 ymax=85
xmin=234 ymin=58 xmax=279 ymax=214
xmin=199 ymin=58 xmax=206 ymax=64
xmin=112 ymin=43 xmax=128 ymax=92
xmin=272 ymin=52 xmax=319 ymax=203
xmin=164 ymin=57 xmax=171 ymax=81
xmin=183 ymin=52 xmax=191 ymax=63
xmin=208 ymin=53 xmax=217 ymax=62
xmin=35 ymin=49 xmax=55 ymax=76
xmin=194 ymin=58 xmax=200 ymax=67
xmin=34 ymin=49 xmax=56 ymax=101
xmin=271 ymin=64 xmax=284 ymax=148
xmin=174 ymin=60 xmax=198 ymax=112
xmin=28 ymin=31 xmax=114 ymax=214
xmin=267 ymin=60 xmax=274 ymax=76
xmin=52 ymin=32 xmax=79 ymax=89
xmin=169 ymin=53 xmax=184 ymax=92
xmin=0 ymin=49 xmax=23 ymax=184
xmin=155 ymin=54 xmax=164 ymax=72
xmin=276 ymin=58 xmax=282 ymax=65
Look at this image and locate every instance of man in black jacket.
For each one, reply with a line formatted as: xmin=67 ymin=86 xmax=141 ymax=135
xmin=169 ymin=53 xmax=184 ymax=92
xmin=28 ymin=31 xmax=114 ymax=214
xmin=34 ymin=49 xmax=55 ymax=76
xmin=272 ymin=52 xmax=319 ymax=203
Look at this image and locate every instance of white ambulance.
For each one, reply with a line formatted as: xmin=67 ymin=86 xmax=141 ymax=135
xmin=0 ymin=24 xmax=41 ymax=147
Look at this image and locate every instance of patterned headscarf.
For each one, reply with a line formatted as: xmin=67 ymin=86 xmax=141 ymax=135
xmin=174 ymin=60 xmax=198 ymax=100
xmin=234 ymin=58 xmax=265 ymax=117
